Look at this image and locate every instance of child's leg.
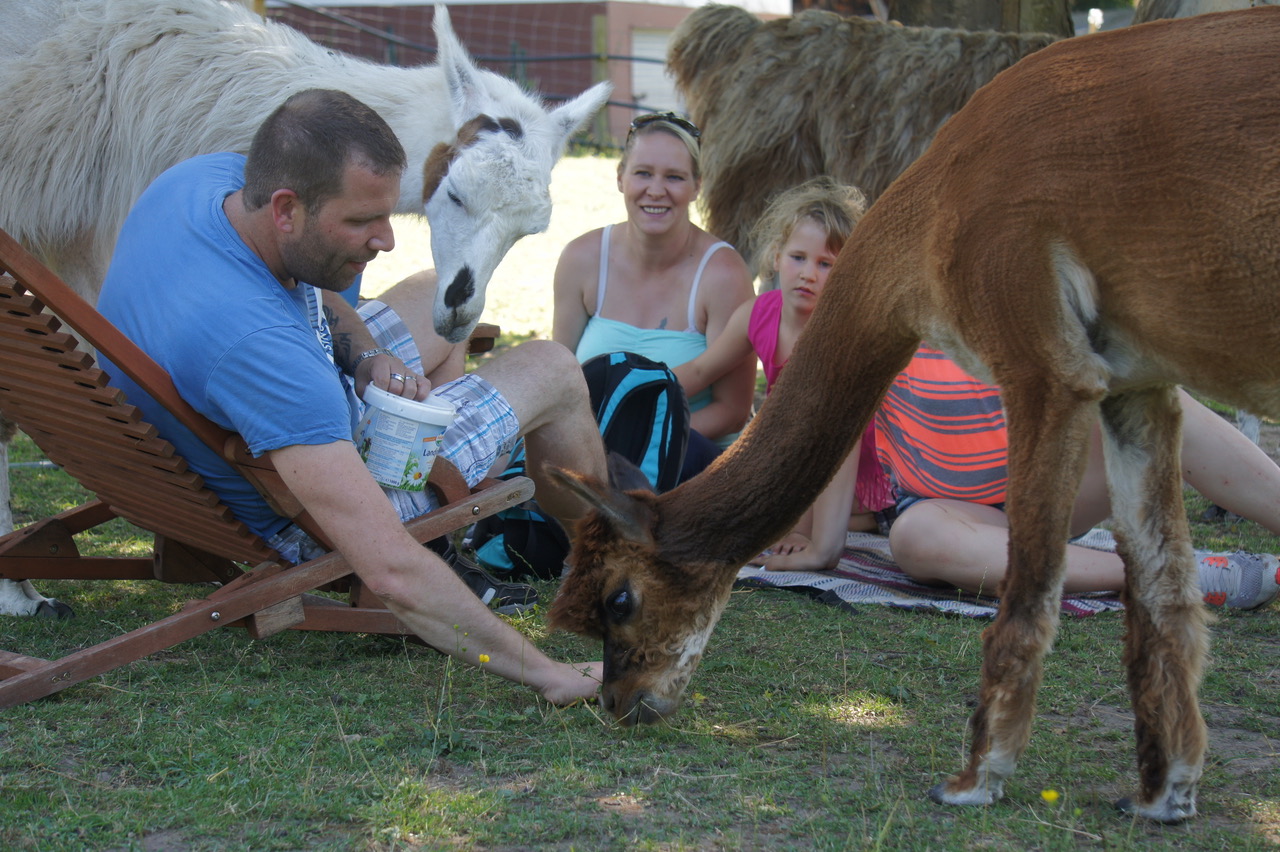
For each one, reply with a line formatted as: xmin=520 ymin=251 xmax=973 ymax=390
xmin=762 ymin=438 xmax=860 ymax=571
xmin=889 ymin=498 xmax=1126 ymax=595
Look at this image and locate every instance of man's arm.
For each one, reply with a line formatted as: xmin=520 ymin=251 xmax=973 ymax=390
xmin=269 ymin=439 xmax=602 ymax=703
xmin=321 ymin=290 xmax=428 ymax=401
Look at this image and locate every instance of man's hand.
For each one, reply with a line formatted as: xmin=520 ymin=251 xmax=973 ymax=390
xmin=354 ymin=351 xmax=430 ymax=402
xmin=538 ymin=661 xmax=603 ymax=706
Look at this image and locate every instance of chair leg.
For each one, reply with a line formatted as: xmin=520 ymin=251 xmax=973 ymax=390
xmin=0 ymin=477 xmax=534 ymax=707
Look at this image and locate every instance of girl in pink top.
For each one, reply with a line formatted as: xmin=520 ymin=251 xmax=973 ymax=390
xmin=676 ymin=178 xmax=892 ymax=571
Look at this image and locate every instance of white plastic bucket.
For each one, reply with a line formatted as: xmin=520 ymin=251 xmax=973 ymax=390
xmin=355 ymin=384 xmax=457 ymax=491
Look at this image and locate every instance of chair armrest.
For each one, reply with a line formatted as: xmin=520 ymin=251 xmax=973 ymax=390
xmin=467 ymin=323 xmax=500 ymax=356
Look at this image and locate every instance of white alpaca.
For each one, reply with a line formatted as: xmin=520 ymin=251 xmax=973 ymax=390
xmin=0 ymin=0 xmax=610 ymax=616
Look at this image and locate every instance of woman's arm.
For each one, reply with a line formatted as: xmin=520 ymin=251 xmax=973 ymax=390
xmin=551 ymin=230 xmax=602 ymax=353
xmin=673 ymin=298 xmax=756 ymax=397
xmin=691 ymin=248 xmax=756 ymax=439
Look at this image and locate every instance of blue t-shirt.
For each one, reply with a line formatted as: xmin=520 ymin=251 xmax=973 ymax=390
xmin=97 ymin=153 xmax=356 ymax=538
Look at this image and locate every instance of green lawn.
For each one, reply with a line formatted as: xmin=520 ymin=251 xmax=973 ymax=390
xmin=1 ymin=430 xmax=1277 ymax=851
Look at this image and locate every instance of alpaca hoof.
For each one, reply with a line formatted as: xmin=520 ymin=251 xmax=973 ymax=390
xmin=36 ymin=599 xmax=75 ymax=620
xmin=929 ymin=780 xmax=999 ymax=807
xmin=1115 ymin=795 xmax=1196 ymax=824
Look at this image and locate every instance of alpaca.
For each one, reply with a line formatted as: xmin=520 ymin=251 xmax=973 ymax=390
xmin=0 ymin=0 xmax=610 ymax=616
xmin=1133 ymin=0 xmax=1277 ymax=23
xmin=550 ymin=8 xmax=1280 ymax=823
xmin=666 ymin=4 xmax=1058 ymax=270
xmin=0 ymin=0 xmax=607 ymax=342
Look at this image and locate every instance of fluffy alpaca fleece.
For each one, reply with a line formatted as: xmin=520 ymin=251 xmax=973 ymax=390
xmin=1133 ymin=0 xmax=1276 ymax=24
xmin=0 ymin=0 xmax=606 ymax=311
xmin=0 ymin=0 xmax=608 ymax=616
xmin=667 ymin=4 xmax=1057 ymax=268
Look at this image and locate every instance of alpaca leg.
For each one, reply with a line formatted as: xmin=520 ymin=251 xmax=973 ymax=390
xmin=1101 ymin=388 xmax=1206 ymax=823
xmin=0 ymin=435 xmax=11 ymax=535
xmin=930 ymin=382 xmax=1096 ymax=805
xmin=0 ymin=437 xmax=73 ymax=619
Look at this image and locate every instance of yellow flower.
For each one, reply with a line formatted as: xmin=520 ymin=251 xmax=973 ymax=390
xmin=1040 ymin=789 xmax=1061 ymax=804
xmin=479 ymin=654 xmax=490 ymax=664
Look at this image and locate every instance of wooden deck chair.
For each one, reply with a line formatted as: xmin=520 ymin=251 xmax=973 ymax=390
xmin=0 ymin=226 xmax=533 ymax=708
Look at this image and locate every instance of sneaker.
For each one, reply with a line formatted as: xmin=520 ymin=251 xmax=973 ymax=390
xmin=1196 ymin=551 xmax=1280 ymax=609
xmin=427 ymin=536 xmax=538 ymax=615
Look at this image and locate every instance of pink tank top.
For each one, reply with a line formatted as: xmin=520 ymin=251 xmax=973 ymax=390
xmin=747 ymin=290 xmax=893 ymax=513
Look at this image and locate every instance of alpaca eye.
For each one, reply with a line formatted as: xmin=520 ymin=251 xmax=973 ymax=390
xmin=606 ymin=589 xmax=633 ymax=620
xmin=447 ymin=190 xmax=463 ymax=208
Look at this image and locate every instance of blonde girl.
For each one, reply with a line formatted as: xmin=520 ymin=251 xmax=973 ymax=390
xmin=675 ymin=177 xmax=890 ymax=571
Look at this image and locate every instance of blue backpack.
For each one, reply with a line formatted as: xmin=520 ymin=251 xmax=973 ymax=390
xmin=471 ymin=351 xmax=690 ymax=580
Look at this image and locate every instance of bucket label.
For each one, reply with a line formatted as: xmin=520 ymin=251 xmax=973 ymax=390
xmin=356 ymin=408 xmax=446 ymax=491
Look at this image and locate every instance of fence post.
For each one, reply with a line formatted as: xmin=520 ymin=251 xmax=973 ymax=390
xmin=592 ymin=14 xmax=611 ymax=147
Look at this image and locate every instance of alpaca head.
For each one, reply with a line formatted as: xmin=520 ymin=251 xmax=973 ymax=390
xmin=548 ymin=468 xmax=734 ymax=725
xmin=424 ymin=5 xmax=610 ymax=343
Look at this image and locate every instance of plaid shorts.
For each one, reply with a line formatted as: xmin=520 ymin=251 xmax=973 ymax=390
xmin=268 ymin=301 xmax=520 ymax=563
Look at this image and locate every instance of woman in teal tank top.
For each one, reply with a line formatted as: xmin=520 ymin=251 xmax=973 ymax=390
xmin=552 ymin=113 xmax=755 ymax=480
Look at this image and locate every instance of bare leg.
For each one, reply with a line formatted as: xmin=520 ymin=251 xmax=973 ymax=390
xmin=890 ymin=498 xmax=1126 ymax=594
xmin=1177 ymin=389 xmax=1280 ymax=535
xmin=374 ymin=270 xmax=467 ymax=387
xmin=892 ymin=390 xmax=1280 ymax=595
xmin=763 ymin=438 xmax=860 ymax=572
xmin=473 ymin=340 xmax=607 ymax=525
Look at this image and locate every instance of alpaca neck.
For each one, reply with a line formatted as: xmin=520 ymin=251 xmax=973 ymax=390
xmin=659 ymin=298 xmax=918 ymax=578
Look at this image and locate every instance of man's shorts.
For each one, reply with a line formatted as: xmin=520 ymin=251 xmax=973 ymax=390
xmin=359 ymin=298 xmax=521 ymax=521
xmin=268 ymin=300 xmax=520 ymax=564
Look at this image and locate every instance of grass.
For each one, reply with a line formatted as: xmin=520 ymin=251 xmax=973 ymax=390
xmin=1 ymin=427 xmax=1278 ymax=851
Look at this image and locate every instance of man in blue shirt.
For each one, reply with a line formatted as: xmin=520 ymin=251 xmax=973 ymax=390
xmin=98 ymin=89 xmax=607 ymax=706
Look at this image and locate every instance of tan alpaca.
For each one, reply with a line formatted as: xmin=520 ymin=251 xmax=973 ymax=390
xmin=666 ymin=4 xmax=1058 ymax=269
xmin=549 ymin=8 xmax=1280 ymax=823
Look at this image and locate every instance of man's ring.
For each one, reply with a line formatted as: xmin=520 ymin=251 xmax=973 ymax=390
xmin=391 ymin=373 xmax=409 ymax=383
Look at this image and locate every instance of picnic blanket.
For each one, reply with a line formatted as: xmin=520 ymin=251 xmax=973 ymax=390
xmin=734 ymin=528 xmax=1126 ymax=618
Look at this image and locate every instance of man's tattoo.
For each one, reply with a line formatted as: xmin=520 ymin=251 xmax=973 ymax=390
xmin=324 ymin=304 xmax=354 ymax=367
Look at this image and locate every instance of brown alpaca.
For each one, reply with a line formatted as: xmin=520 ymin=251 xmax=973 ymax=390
xmin=667 ymin=4 xmax=1058 ymax=268
xmin=550 ymin=8 xmax=1280 ymax=823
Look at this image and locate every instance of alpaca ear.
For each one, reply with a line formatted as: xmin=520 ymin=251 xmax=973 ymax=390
xmin=548 ymin=81 xmax=612 ymax=149
xmin=434 ymin=4 xmax=485 ymax=124
xmin=606 ymin=451 xmax=654 ymax=494
xmin=549 ymin=467 xmax=654 ymax=545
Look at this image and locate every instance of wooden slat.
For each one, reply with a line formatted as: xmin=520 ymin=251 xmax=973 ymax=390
xmin=34 ymin=440 xmax=205 ymax=489
xmin=0 ymin=478 xmax=533 ymax=707
xmin=0 ymin=557 xmax=155 ymax=581
xmin=0 ymin=365 xmax=124 ymax=411
xmin=10 ymin=416 xmax=181 ymax=467
xmin=0 ymin=652 xmax=51 ymax=678
xmin=0 ymin=330 xmax=93 ymax=366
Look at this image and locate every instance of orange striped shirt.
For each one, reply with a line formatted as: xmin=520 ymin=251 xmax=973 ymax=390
xmin=874 ymin=347 xmax=1008 ymax=504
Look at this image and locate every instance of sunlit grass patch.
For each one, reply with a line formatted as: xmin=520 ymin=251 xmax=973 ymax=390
xmin=817 ymin=692 xmax=909 ymax=728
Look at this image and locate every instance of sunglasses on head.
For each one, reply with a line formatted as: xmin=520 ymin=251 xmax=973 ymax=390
xmin=628 ymin=112 xmax=701 ymax=139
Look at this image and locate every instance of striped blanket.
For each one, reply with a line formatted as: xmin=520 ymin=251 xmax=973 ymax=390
xmin=734 ymin=529 xmax=1125 ymax=618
